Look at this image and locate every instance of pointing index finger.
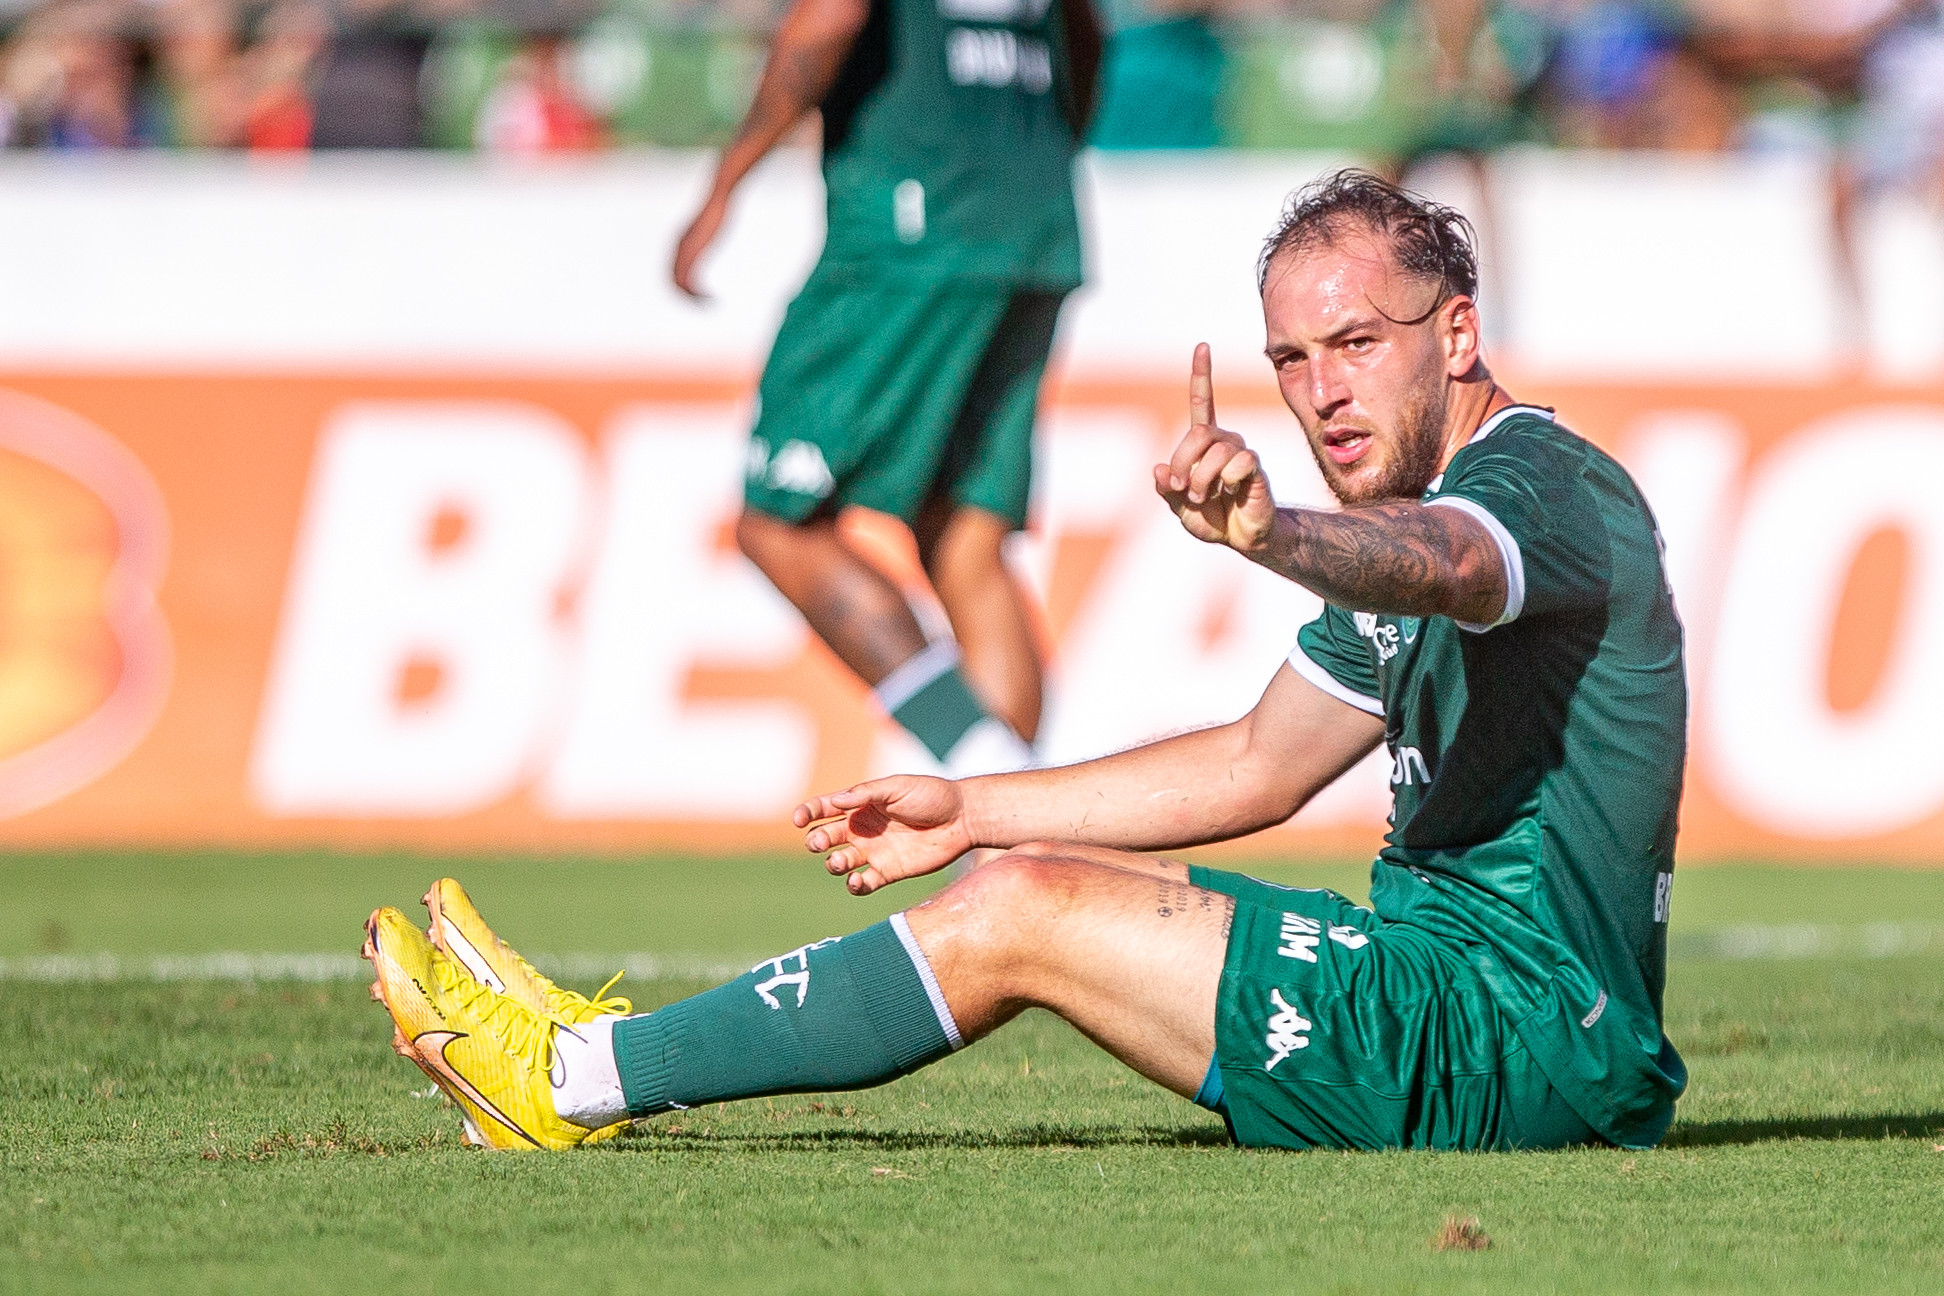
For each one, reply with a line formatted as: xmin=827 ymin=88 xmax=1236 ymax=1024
xmin=1188 ymin=343 xmax=1217 ymax=430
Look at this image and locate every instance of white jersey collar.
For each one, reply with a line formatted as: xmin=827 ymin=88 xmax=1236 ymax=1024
xmin=1465 ymin=403 xmax=1555 ymax=447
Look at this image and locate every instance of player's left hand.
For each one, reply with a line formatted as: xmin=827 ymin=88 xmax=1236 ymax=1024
xmin=672 ymin=190 xmax=730 ymax=299
xmin=1156 ymin=343 xmax=1277 ymax=553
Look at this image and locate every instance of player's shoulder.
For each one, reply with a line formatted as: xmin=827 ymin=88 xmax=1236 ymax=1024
xmin=1441 ymin=403 xmax=1657 ymax=534
xmin=1445 ymin=404 xmax=1629 ymax=490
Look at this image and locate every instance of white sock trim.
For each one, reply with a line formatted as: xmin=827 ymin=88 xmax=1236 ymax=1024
xmin=872 ymin=640 xmax=961 ymax=716
xmin=889 ymin=911 xmax=963 ymax=1050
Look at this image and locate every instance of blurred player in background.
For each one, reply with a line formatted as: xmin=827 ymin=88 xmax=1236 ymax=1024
xmin=671 ymin=0 xmax=1102 ymax=777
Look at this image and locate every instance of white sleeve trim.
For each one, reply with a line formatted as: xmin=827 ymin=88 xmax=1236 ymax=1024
xmin=1288 ymin=644 xmax=1384 ymax=716
xmin=1425 ymin=495 xmax=1525 ymax=632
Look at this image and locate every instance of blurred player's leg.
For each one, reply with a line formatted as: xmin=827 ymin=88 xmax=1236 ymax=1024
xmin=736 ymin=508 xmax=1033 ymax=776
xmin=734 ymin=509 xmax=928 ymax=682
xmin=915 ymin=501 xmax=1042 ymax=743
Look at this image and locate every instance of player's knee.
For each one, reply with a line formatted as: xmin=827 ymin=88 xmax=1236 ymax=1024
xmin=939 ymin=851 xmax=1081 ymax=945
xmin=919 ymin=508 xmax=1008 ymax=585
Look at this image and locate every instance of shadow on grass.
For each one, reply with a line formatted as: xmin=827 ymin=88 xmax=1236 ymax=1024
xmin=610 ymin=1112 xmax=1944 ymax=1154
xmin=1665 ymin=1112 xmax=1944 ymax=1147
xmin=610 ymin=1123 xmax=1235 ymax=1153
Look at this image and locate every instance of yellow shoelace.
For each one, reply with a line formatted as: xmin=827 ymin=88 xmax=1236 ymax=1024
xmin=436 ymin=956 xmax=566 ymax=1076
xmin=544 ymin=970 xmax=632 ymax=1020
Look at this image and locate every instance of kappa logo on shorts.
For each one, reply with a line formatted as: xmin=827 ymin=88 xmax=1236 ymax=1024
xmin=1263 ymin=989 xmax=1312 ymax=1071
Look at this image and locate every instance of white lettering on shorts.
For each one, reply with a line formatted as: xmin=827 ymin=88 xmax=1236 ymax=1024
xmin=1276 ymin=913 xmax=1320 ymax=963
xmin=1581 ymin=989 xmax=1608 ymax=1029
xmin=751 ymin=937 xmax=841 ymax=1009
xmin=1263 ymin=988 xmax=1312 ymax=1071
xmin=1653 ymin=871 xmax=1673 ymax=924
xmin=1327 ymin=924 xmax=1369 ymax=950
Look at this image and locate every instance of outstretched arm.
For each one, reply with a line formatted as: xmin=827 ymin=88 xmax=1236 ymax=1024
xmin=672 ymin=0 xmax=870 ymax=297
xmin=795 ymin=663 xmax=1385 ymax=894
xmin=1157 ymin=343 xmax=1509 ymax=624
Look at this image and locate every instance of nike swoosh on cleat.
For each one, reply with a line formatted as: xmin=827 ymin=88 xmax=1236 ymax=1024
xmin=410 ymin=1030 xmax=544 ymax=1149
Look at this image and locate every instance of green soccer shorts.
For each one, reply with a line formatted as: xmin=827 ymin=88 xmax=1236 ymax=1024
xmin=1188 ymin=866 xmax=1600 ymax=1152
xmin=743 ymin=266 xmax=1067 ymax=530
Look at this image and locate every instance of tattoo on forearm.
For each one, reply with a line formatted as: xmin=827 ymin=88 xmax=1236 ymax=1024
xmin=1257 ymin=503 xmax=1505 ymax=622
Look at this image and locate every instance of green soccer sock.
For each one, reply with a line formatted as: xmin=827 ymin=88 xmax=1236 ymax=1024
xmin=610 ymin=915 xmax=963 ymax=1116
xmin=875 ymin=641 xmax=989 ymax=762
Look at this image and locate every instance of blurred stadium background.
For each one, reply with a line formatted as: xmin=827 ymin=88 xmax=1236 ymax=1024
xmin=0 ymin=0 xmax=1938 ymax=868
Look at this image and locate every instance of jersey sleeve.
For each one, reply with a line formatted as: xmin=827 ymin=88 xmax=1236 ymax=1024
xmin=1426 ymin=424 xmax=1610 ymax=630
xmin=1291 ymin=605 xmax=1383 ymax=716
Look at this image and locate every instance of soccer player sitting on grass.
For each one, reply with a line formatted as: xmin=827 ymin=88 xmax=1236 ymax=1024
xmin=364 ymin=170 xmax=1690 ymax=1154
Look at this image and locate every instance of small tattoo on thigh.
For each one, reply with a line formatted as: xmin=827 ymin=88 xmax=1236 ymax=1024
xmin=1156 ymin=879 xmax=1195 ymax=919
xmin=1220 ymin=897 xmax=1234 ymax=939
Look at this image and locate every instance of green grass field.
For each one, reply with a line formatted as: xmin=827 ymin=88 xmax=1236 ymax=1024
xmin=4 ymin=850 xmax=1943 ymax=1294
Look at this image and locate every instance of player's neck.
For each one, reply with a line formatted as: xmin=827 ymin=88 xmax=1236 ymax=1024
xmin=1437 ymin=380 xmax=1513 ymax=473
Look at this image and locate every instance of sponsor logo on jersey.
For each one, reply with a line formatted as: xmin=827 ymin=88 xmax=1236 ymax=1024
xmin=751 ymin=936 xmax=841 ymax=1009
xmin=945 ymin=27 xmax=1053 ymax=92
xmin=1389 ymin=744 xmax=1432 ymax=787
xmin=1352 ymin=611 xmax=1403 ymax=663
xmin=937 ymin=0 xmax=1053 ymax=20
xmin=1263 ymin=988 xmax=1312 ymax=1071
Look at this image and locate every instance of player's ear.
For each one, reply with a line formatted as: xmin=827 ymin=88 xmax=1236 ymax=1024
xmin=1442 ymin=294 xmax=1482 ymax=379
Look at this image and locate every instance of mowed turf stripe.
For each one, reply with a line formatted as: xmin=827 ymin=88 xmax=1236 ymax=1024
xmin=3 ymin=925 xmax=1942 ymax=981
xmin=0 ymin=951 xmax=756 ymax=983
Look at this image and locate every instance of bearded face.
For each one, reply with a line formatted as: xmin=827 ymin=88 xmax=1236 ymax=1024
xmin=1306 ymin=378 xmax=1449 ymax=506
xmin=1260 ymin=230 xmax=1464 ymax=508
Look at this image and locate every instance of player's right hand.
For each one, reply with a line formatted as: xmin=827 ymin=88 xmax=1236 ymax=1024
xmin=793 ymin=776 xmax=973 ymax=896
xmin=671 ymin=191 xmax=729 ymax=299
xmin=1156 ymin=343 xmax=1277 ymax=553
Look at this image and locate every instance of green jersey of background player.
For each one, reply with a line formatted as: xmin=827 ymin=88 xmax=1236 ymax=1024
xmin=371 ymin=171 xmax=1690 ymax=1156
xmin=672 ymin=0 xmax=1101 ymax=778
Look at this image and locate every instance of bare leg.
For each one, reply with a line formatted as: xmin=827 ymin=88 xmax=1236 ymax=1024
xmin=736 ymin=508 xmax=927 ymax=685
xmin=915 ymin=502 xmax=1043 ymax=741
xmin=902 ymin=847 xmax=1230 ymax=1097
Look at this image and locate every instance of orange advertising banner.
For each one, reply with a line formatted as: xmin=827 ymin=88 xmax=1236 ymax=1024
xmin=0 ymin=370 xmax=1937 ymax=864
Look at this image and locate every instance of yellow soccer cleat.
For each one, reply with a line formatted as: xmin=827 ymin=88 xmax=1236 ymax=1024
xmin=362 ymin=905 xmax=627 ymax=1151
xmin=422 ymin=878 xmax=631 ymax=1026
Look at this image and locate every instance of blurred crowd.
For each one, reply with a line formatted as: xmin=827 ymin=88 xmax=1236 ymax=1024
xmin=0 ymin=0 xmax=1936 ymax=199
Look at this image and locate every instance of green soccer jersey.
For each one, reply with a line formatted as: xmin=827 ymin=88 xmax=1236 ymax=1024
xmin=1293 ymin=406 xmax=1689 ymax=1148
xmin=815 ymin=0 xmax=1086 ymax=286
